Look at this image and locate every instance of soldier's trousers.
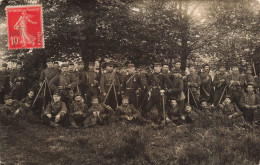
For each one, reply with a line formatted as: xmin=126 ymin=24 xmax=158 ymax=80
xmin=11 ymin=84 xmax=26 ymax=101
xmin=242 ymin=108 xmax=260 ymax=123
xmin=146 ymin=88 xmax=163 ymax=117
xmin=213 ymin=86 xmax=226 ymax=106
xmin=228 ymin=89 xmax=242 ymax=107
xmin=59 ymin=89 xmax=73 ymax=106
xmin=85 ymin=86 xmax=99 ymax=106
xmin=68 ymin=115 xmax=85 ymax=126
xmin=102 ymin=89 xmax=120 ymax=109
xmin=0 ymin=88 xmax=6 ymax=104
xmin=188 ymin=88 xmax=200 ymax=107
xmin=43 ymin=114 xmax=67 ymax=126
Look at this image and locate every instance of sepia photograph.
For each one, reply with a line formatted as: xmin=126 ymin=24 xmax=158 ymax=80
xmin=0 ymin=0 xmax=260 ymax=164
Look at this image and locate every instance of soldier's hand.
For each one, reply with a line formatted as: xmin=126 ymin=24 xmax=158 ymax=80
xmin=55 ymin=114 xmax=60 ymax=120
xmin=166 ymin=117 xmax=171 ymax=123
xmin=230 ymin=80 xmax=234 ymax=84
xmin=245 ymin=105 xmax=251 ymax=109
xmin=188 ymin=82 xmax=191 ymax=86
xmin=46 ymin=114 xmax=52 ymax=118
xmin=160 ymin=90 xmax=165 ymax=96
xmin=252 ymin=105 xmax=258 ymax=109
xmin=228 ymin=115 xmax=232 ymax=119
xmin=93 ymin=80 xmax=98 ymax=85
xmin=14 ymin=109 xmax=20 ymax=115
xmin=39 ymin=82 xmax=43 ymax=87
xmin=103 ymin=93 xmax=107 ymax=96
xmin=181 ymin=115 xmax=185 ymax=120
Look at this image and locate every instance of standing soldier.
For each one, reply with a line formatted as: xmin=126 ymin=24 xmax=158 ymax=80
xmin=168 ymin=70 xmax=185 ymax=111
xmin=213 ymin=64 xmax=228 ymax=106
xmin=239 ymin=83 xmax=260 ymax=124
xmin=77 ymin=61 xmax=87 ymax=97
xmin=145 ymin=62 xmax=171 ymax=119
xmin=186 ymin=65 xmax=201 ymax=107
xmin=244 ymin=66 xmax=256 ymax=88
xmin=138 ymin=66 xmax=149 ymax=112
xmin=199 ymin=63 xmax=213 ymax=102
xmin=85 ymin=62 xmax=100 ymax=106
xmin=122 ymin=63 xmax=141 ymax=108
xmin=100 ymin=62 xmax=121 ymax=109
xmin=171 ymin=60 xmax=185 ymax=79
xmin=226 ymin=65 xmax=244 ymax=107
xmin=39 ymin=59 xmax=58 ymax=85
xmin=53 ymin=61 xmax=60 ymax=74
xmin=10 ymin=61 xmax=26 ymax=101
xmin=49 ymin=64 xmax=79 ymax=105
xmin=0 ymin=63 xmax=10 ymax=104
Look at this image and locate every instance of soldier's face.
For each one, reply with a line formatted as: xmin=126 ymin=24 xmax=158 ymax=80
xmin=78 ymin=64 xmax=84 ymax=70
xmin=106 ymin=66 xmax=113 ymax=72
xmin=219 ymin=67 xmax=225 ymax=72
xmin=46 ymin=62 xmax=53 ymax=68
xmin=68 ymin=65 xmax=74 ymax=71
xmin=53 ymin=95 xmax=61 ymax=102
xmin=2 ymin=67 xmax=7 ymax=71
xmin=89 ymin=65 xmax=94 ymax=71
xmin=204 ymin=66 xmax=210 ymax=72
xmin=5 ymin=99 xmax=13 ymax=105
xmin=247 ymin=85 xmax=254 ymax=92
xmin=140 ymin=69 xmax=147 ymax=74
xmin=190 ymin=67 xmax=195 ymax=74
xmin=162 ymin=65 xmax=169 ymax=72
xmin=17 ymin=64 xmax=22 ymax=70
xmin=224 ymin=98 xmax=231 ymax=104
xmin=54 ymin=64 xmax=59 ymax=68
xmin=61 ymin=67 xmax=68 ymax=73
xmin=91 ymin=98 xmax=99 ymax=104
xmin=185 ymin=106 xmax=192 ymax=113
xmin=28 ymin=91 xmax=34 ymax=98
xmin=246 ymin=69 xmax=252 ymax=74
xmin=171 ymin=100 xmax=177 ymax=107
xmin=122 ymin=99 xmax=129 ymax=105
xmin=175 ymin=63 xmax=181 ymax=68
xmin=201 ymin=102 xmax=207 ymax=108
xmin=154 ymin=66 xmax=161 ymax=73
xmin=75 ymin=96 xmax=82 ymax=102
xmin=128 ymin=67 xmax=135 ymax=74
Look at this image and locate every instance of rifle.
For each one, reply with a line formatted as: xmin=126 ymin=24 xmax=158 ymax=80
xmin=202 ymin=86 xmax=210 ymax=97
xmin=102 ymin=69 xmax=117 ymax=104
xmin=162 ymin=94 xmax=166 ymax=123
xmin=189 ymin=88 xmax=198 ymax=108
xmin=218 ymin=86 xmax=227 ymax=105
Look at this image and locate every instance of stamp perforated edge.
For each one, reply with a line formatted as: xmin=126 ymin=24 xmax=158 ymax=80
xmin=5 ymin=5 xmax=45 ymax=50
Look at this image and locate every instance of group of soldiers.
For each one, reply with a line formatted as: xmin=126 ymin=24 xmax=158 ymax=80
xmin=0 ymin=58 xmax=259 ymax=129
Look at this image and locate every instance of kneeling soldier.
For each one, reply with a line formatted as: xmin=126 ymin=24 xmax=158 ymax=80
xmin=83 ymin=96 xmax=115 ymax=128
xmin=68 ymin=93 xmax=88 ymax=128
xmin=43 ymin=92 xmax=67 ymax=128
xmin=165 ymin=97 xmax=180 ymax=125
xmin=115 ymin=96 xmax=148 ymax=124
xmin=179 ymin=103 xmax=199 ymax=125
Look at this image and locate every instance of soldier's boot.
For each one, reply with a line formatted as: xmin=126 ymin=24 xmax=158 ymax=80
xmin=69 ymin=120 xmax=79 ymax=129
xmin=50 ymin=121 xmax=60 ymax=128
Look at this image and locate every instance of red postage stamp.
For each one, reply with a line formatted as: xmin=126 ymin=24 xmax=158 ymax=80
xmin=6 ymin=5 xmax=44 ymax=49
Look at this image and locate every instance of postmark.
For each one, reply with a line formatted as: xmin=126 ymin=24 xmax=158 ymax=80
xmin=6 ymin=5 xmax=44 ymax=49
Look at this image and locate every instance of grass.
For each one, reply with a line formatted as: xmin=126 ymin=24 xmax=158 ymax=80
xmin=0 ymin=113 xmax=259 ymax=165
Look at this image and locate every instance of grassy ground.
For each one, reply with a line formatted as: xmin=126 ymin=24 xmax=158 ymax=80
xmin=0 ymin=113 xmax=259 ymax=165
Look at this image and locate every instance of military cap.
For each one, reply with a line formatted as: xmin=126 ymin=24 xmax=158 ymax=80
xmin=61 ymin=63 xmax=69 ymax=68
xmin=169 ymin=96 xmax=177 ymax=100
xmin=53 ymin=91 xmax=61 ymax=96
xmin=74 ymin=92 xmax=82 ymax=97
xmin=107 ymin=62 xmax=114 ymax=67
xmin=128 ymin=63 xmax=135 ymax=67
xmin=28 ymin=89 xmax=34 ymax=93
xmin=246 ymin=82 xmax=254 ymax=86
xmin=218 ymin=63 xmax=226 ymax=68
xmin=224 ymin=94 xmax=231 ymax=99
xmin=2 ymin=63 xmax=7 ymax=67
xmin=153 ymin=62 xmax=161 ymax=67
xmin=246 ymin=66 xmax=253 ymax=70
xmin=68 ymin=61 xmax=74 ymax=65
xmin=185 ymin=103 xmax=191 ymax=107
xmin=175 ymin=60 xmax=181 ymax=64
xmin=4 ymin=95 xmax=12 ymax=100
xmin=17 ymin=61 xmax=22 ymax=65
xmin=200 ymin=98 xmax=207 ymax=103
xmin=54 ymin=61 xmax=59 ymax=64
xmin=162 ymin=62 xmax=169 ymax=66
xmin=91 ymin=96 xmax=99 ymax=101
xmin=89 ymin=62 xmax=95 ymax=66
xmin=172 ymin=69 xmax=180 ymax=74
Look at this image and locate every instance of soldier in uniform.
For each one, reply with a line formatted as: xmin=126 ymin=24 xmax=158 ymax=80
xmin=77 ymin=61 xmax=87 ymax=97
xmin=244 ymin=66 xmax=256 ymax=88
xmin=0 ymin=95 xmax=20 ymax=125
xmin=100 ymin=62 xmax=121 ymax=109
xmin=10 ymin=61 xmax=26 ymax=101
xmin=53 ymin=61 xmax=60 ymax=74
xmin=199 ymin=63 xmax=213 ymax=102
xmin=145 ymin=62 xmax=171 ymax=121
xmin=165 ymin=97 xmax=181 ymax=125
xmin=49 ymin=64 xmax=79 ymax=105
xmin=138 ymin=66 xmax=149 ymax=113
xmin=212 ymin=64 xmax=228 ymax=106
xmin=83 ymin=96 xmax=115 ymax=127
xmin=68 ymin=93 xmax=88 ymax=128
xmin=179 ymin=103 xmax=200 ymax=125
xmin=115 ymin=96 xmax=149 ymax=124
xmin=226 ymin=65 xmax=244 ymax=107
xmin=85 ymin=62 xmax=100 ymax=106
xmin=168 ymin=70 xmax=185 ymax=111
xmin=219 ymin=95 xmax=243 ymax=119
xmin=239 ymin=83 xmax=260 ymax=124
xmin=200 ymin=98 xmax=213 ymax=114
xmin=0 ymin=63 xmax=10 ymax=104
xmin=186 ymin=65 xmax=201 ymax=107
xmin=43 ymin=91 xmax=67 ymax=128
xmin=39 ymin=59 xmax=58 ymax=85
xmin=122 ymin=63 xmax=141 ymax=108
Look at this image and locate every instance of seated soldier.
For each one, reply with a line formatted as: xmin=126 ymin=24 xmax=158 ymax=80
xmin=240 ymin=83 xmax=260 ymax=126
xmin=219 ymin=95 xmax=252 ymax=129
xmin=115 ymin=96 xmax=149 ymax=124
xmin=83 ymin=96 xmax=115 ymax=128
xmin=68 ymin=93 xmax=88 ymax=128
xmin=165 ymin=97 xmax=180 ymax=125
xmin=179 ymin=103 xmax=199 ymax=125
xmin=0 ymin=95 xmax=20 ymax=125
xmin=43 ymin=92 xmax=67 ymax=128
xmin=15 ymin=89 xmax=40 ymax=123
